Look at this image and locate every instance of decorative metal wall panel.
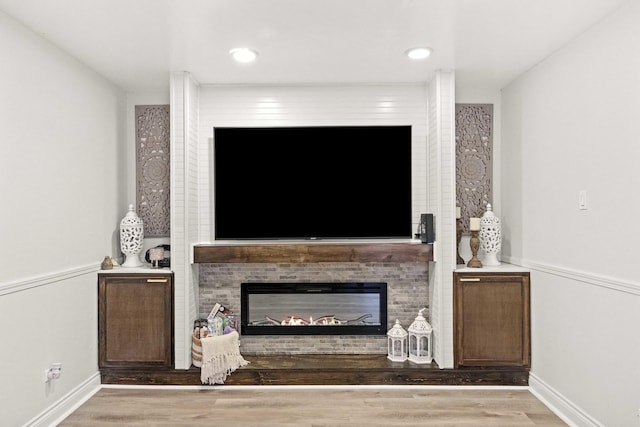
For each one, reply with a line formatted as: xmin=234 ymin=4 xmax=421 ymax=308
xmin=455 ymin=104 xmax=493 ymax=233
xmin=136 ymin=105 xmax=170 ymax=237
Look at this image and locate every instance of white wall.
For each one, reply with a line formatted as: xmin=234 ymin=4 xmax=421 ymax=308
xmin=0 ymin=10 xmax=126 ymax=426
xmin=501 ymin=2 xmax=640 ymax=425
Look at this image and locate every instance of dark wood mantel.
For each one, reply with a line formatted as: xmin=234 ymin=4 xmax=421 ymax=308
xmin=193 ymin=242 xmax=432 ymax=263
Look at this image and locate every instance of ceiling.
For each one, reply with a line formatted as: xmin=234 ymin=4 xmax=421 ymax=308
xmin=0 ymin=0 xmax=630 ymax=93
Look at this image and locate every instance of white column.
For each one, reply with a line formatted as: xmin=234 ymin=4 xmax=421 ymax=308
xmin=427 ymin=70 xmax=456 ymax=369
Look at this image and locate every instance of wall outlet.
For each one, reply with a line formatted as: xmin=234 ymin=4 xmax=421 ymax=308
xmin=44 ymin=363 xmax=62 ymax=382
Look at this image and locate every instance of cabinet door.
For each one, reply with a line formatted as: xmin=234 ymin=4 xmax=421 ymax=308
xmin=454 ymin=272 xmax=530 ymax=367
xmin=99 ymin=274 xmax=173 ymax=368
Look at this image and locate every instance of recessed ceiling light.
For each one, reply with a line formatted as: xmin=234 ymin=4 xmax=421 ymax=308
xmin=405 ymin=47 xmax=432 ymax=60
xmin=229 ymin=48 xmax=258 ymax=63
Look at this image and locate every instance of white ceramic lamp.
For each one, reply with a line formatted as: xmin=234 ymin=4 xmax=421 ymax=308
xmin=479 ymin=203 xmax=502 ymax=266
xmin=120 ymin=204 xmax=144 ymax=268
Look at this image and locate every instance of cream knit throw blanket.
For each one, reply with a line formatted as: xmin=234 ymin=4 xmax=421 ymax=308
xmin=200 ymin=331 xmax=249 ymax=385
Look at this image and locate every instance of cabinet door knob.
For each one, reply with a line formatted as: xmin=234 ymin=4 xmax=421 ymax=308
xmin=459 ymin=278 xmax=481 ymax=282
xmin=146 ymin=278 xmax=168 ymax=283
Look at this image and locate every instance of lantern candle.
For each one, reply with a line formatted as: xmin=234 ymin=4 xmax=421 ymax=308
xmin=408 ymin=308 xmax=433 ymax=364
xmin=387 ymin=319 xmax=408 ymax=362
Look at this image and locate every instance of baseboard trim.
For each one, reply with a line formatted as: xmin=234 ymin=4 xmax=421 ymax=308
xmin=25 ymin=371 xmax=101 ymax=427
xmin=528 ymin=372 xmax=602 ymax=427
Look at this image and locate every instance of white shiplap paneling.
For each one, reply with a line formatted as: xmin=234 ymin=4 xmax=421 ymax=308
xmin=427 ymin=71 xmax=456 ymax=369
xmin=197 ymin=84 xmax=429 ymax=238
xmin=170 ymin=71 xmax=202 ymax=369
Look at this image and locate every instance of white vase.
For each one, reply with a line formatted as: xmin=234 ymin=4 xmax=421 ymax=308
xmin=120 ymin=204 xmax=144 ymax=267
xmin=479 ymin=203 xmax=501 ymax=266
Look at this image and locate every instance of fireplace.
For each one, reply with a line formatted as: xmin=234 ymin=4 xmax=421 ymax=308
xmin=197 ymin=249 xmax=429 ymax=355
xmin=241 ymin=282 xmax=388 ymax=336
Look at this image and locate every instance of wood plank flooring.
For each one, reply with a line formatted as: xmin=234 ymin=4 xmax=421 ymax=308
xmin=59 ymin=387 xmax=567 ymax=426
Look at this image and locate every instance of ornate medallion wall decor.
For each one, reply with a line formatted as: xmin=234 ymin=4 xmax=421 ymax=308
xmin=136 ymin=105 xmax=170 ymax=237
xmin=455 ymin=104 xmax=493 ymax=233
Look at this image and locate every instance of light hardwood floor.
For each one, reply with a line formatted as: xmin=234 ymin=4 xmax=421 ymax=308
xmin=59 ymin=387 xmax=568 ymax=426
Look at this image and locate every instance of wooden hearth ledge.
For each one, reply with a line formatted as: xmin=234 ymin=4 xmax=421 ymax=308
xmin=101 ymin=354 xmax=529 ymax=386
xmin=193 ymin=242 xmax=432 ymax=263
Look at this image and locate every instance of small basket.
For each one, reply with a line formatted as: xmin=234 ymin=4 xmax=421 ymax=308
xmin=192 ymin=332 xmax=203 ymax=368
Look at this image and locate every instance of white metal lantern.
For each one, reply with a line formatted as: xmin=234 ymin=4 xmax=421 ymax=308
xmin=408 ymin=308 xmax=433 ymax=364
xmin=120 ymin=204 xmax=144 ymax=268
xmin=387 ymin=319 xmax=408 ymax=362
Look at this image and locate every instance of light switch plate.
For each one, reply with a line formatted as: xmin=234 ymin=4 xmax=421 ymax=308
xmin=579 ymin=190 xmax=588 ymax=210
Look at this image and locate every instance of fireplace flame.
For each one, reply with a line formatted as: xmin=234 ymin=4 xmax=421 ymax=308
xmin=280 ymin=316 xmax=309 ymax=326
xmin=254 ymin=313 xmax=374 ymax=326
xmin=278 ymin=315 xmax=347 ymax=325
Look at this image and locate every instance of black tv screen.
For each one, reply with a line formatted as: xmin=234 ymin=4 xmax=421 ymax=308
xmin=213 ymin=125 xmax=412 ymax=240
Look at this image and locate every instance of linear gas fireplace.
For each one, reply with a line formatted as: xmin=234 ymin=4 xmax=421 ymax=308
xmin=241 ymin=282 xmax=388 ymax=336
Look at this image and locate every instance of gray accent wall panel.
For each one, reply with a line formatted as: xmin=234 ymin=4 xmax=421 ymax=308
xmin=136 ymin=105 xmax=170 ymax=237
xmin=455 ymin=104 xmax=493 ymax=233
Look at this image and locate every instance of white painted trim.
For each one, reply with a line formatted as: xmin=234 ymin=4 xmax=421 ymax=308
xmin=182 ymin=73 xmax=192 ymax=370
xmin=529 ymin=372 xmax=602 ymax=427
xmin=24 ymin=372 xmax=101 ymax=427
xmin=501 ymin=256 xmax=640 ymax=296
xmin=0 ymin=264 xmax=99 ymax=296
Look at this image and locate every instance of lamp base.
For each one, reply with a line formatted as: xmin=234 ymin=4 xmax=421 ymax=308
xmin=122 ymin=254 xmax=142 ymax=268
xmin=466 ymin=257 xmax=483 ymax=268
xmin=456 ymin=219 xmax=465 ymax=265
xmin=483 ymin=252 xmax=500 ymax=266
xmin=467 ymin=230 xmax=483 ymax=268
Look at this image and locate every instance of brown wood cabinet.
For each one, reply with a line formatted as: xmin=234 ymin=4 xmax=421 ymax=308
xmin=453 ymin=271 xmax=530 ymax=367
xmin=98 ymin=271 xmax=174 ymax=368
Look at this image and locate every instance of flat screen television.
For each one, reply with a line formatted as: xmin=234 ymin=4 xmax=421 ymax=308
xmin=213 ymin=125 xmax=412 ymax=240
